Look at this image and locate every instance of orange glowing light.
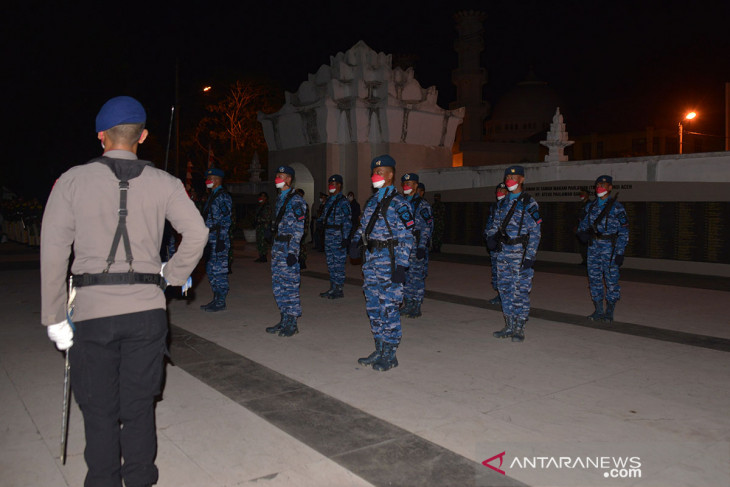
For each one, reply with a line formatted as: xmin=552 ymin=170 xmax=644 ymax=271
xmin=685 ymin=112 xmax=697 ymax=120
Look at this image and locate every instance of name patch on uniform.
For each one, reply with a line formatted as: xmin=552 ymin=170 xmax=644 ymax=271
xmin=397 ymin=206 xmax=415 ymax=228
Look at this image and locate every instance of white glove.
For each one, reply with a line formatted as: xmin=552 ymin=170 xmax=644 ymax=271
xmin=48 ymin=320 xmax=74 ymax=351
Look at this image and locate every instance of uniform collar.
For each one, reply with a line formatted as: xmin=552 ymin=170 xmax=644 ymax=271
xmin=279 ymin=188 xmax=292 ymax=199
xmin=377 ymin=185 xmax=395 ymax=202
xmin=102 ymin=149 xmax=137 ymax=160
xmin=508 ymin=191 xmax=522 ymax=200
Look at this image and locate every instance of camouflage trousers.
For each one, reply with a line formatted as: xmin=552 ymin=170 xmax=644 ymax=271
xmin=587 ymin=241 xmax=621 ymax=302
xmin=206 ymin=250 xmax=229 ymax=296
xmin=324 ymin=230 xmax=346 ymax=286
xmin=495 ymin=249 xmax=533 ymax=321
xmin=271 ymin=242 xmax=301 ymax=317
xmin=403 ymin=250 xmax=428 ymax=302
xmin=363 ymin=249 xmax=402 ymax=345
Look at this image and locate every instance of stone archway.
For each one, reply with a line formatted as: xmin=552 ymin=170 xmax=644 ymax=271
xmin=289 ymin=162 xmax=315 ymax=242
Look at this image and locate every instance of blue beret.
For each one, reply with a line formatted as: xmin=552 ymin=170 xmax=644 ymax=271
xmin=205 ymin=168 xmax=224 ymax=178
xmin=95 ymin=96 xmax=146 ymax=132
xmin=417 ymin=182 xmax=425 ymax=190
xmin=401 ymin=173 xmax=419 ymax=183
xmin=276 ymin=165 xmax=295 ymax=177
xmin=595 ymin=175 xmax=613 ymax=185
xmin=328 ymin=174 xmax=343 ymax=184
xmin=497 ymin=182 xmax=507 ymax=190
xmin=504 ymin=165 xmax=525 ymax=177
xmin=371 ymin=154 xmax=396 ymax=170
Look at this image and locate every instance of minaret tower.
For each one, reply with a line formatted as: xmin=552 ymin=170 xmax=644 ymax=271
xmin=452 ymin=10 xmax=490 ymax=143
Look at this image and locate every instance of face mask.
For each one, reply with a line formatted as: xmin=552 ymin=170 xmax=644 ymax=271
xmin=497 ymin=192 xmax=507 ymax=201
xmin=402 ymin=184 xmax=413 ymax=195
xmin=347 ymin=195 xmax=353 ymax=202
xmin=275 ymin=177 xmax=286 ymax=189
xmin=506 ymin=178 xmax=519 ymax=192
xmin=257 ymin=198 xmax=264 ymax=204
xmin=328 ymin=184 xmax=336 ymax=194
xmin=205 ymin=180 xmax=214 ymax=189
xmin=371 ymin=174 xmax=385 ymax=189
xmin=596 ymin=188 xmax=608 ymax=198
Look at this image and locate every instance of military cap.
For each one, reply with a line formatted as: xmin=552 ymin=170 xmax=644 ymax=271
xmin=328 ymin=174 xmax=343 ymax=184
xmin=205 ymin=167 xmax=224 ymax=178
xmin=371 ymin=154 xmax=396 ymax=170
xmin=276 ymin=165 xmax=295 ymax=177
xmin=95 ymin=96 xmax=146 ymax=132
xmin=401 ymin=173 xmax=419 ymax=183
xmin=417 ymin=182 xmax=425 ymax=190
xmin=496 ymin=182 xmax=507 ymax=191
xmin=595 ymin=175 xmax=613 ymax=185
xmin=504 ymin=165 xmax=525 ymax=177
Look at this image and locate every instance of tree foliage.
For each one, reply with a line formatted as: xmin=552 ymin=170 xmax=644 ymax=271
xmin=184 ymin=78 xmax=282 ymax=181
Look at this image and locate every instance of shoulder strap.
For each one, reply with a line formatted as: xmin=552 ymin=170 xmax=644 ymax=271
xmin=273 ymin=190 xmax=296 ymax=234
xmin=323 ymin=194 xmax=344 ymax=224
xmin=590 ymin=194 xmax=618 ymax=232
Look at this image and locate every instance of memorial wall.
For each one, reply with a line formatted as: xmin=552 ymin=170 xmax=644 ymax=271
xmin=420 ymin=153 xmax=730 ymax=268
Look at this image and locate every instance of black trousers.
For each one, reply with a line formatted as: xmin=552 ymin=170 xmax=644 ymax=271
xmin=70 ymin=309 xmax=168 ymax=487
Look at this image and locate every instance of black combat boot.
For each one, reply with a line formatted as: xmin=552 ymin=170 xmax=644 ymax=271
xmin=603 ymin=301 xmax=616 ymax=323
xmin=488 ymin=293 xmax=501 ymax=305
xmin=200 ymin=295 xmax=216 ymax=311
xmin=372 ymin=342 xmax=399 ymax=371
xmin=205 ymin=292 xmax=226 ymax=312
xmin=357 ymin=339 xmax=383 ymax=366
xmin=319 ymin=284 xmax=334 ymax=298
xmin=328 ymin=285 xmax=344 ymax=299
xmin=409 ymin=299 xmax=422 ymax=318
xmin=266 ymin=313 xmax=284 ymax=334
xmin=278 ymin=315 xmax=299 ymax=337
xmin=588 ymin=300 xmax=604 ymax=321
xmin=493 ymin=316 xmax=514 ymax=338
xmin=399 ymin=298 xmax=413 ymax=316
xmin=511 ymin=319 xmax=526 ymax=342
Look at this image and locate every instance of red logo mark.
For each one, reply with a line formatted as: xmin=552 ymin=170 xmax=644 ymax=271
xmin=482 ymin=451 xmax=506 ymax=475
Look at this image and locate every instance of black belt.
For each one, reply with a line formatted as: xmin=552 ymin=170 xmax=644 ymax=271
xmin=366 ymin=239 xmax=398 ymax=252
xmin=594 ymin=233 xmax=618 ymax=241
xmin=325 ymin=224 xmax=342 ymax=230
xmin=275 ymin=234 xmax=292 ymax=242
xmin=72 ymin=272 xmax=166 ymax=290
xmin=501 ymin=235 xmax=528 ymax=246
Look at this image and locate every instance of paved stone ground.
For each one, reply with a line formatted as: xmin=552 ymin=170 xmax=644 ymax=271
xmin=1 ymin=240 xmax=728 ymax=487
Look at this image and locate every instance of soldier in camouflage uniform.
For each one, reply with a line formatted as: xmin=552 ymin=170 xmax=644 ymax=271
xmin=400 ymin=173 xmax=433 ymax=318
xmin=200 ymin=168 xmax=232 ymax=312
xmin=577 ymin=175 xmax=629 ymax=323
xmin=254 ymin=192 xmax=272 ymax=263
xmin=486 ymin=183 xmax=508 ymax=305
xmin=350 ymin=155 xmax=414 ymax=371
xmin=431 ymin=193 xmax=445 ymax=253
xmin=485 ymin=166 xmax=542 ymax=342
xmin=265 ymin=165 xmax=307 ymax=337
xmin=318 ymin=174 xmax=352 ymax=298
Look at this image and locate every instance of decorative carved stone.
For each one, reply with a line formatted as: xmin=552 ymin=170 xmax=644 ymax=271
xmin=540 ymin=107 xmax=574 ymax=162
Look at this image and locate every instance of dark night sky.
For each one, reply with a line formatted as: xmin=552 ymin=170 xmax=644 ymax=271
xmin=4 ymin=0 xmax=730 ymax=200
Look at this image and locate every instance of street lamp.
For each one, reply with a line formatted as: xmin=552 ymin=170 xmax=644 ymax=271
xmin=678 ymin=111 xmax=697 ymax=154
xmin=164 ymin=85 xmax=212 ymax=173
